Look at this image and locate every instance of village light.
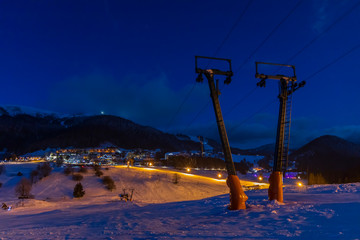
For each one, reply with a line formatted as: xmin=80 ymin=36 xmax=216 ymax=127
xmin=218 ymin=173 xmax=222 ymax=178
xmin=297 ymin=182 xmax=303 ymax=187
xmin=149 ymin=162 xmax=153 ymax=166
xmin=258 ymin=176 xmax=263 ymax=181
xmin=186 ymin=168 xmax=191 ymax=172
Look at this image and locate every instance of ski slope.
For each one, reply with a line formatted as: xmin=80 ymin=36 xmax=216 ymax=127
xmin=0 ymin=163 xmax=359 ymax=239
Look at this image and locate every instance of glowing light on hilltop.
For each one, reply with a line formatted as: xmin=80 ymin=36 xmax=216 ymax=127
xmin=297 ymin=182 xmax=303 ymax=187
xmin=258 ymin=176 xmax=263 ymax=181
xmin=149 ymin=162 xmax=153 ymax=166
xmin=218 ymin=173 xmax=222 ymax=178
xmin=186 ymin=168 xmax=191 ymax=172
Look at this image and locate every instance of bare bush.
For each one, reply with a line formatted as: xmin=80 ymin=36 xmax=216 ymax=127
xmin=95 ymin=170 xmax=103 ymax=177
xmin=64 ymin=166 xmax=74 ymax=176
xmin=15 ymin=178 xmax=32 ymax=199
xmin=37 ymin=162 xmax=52 ymax=178
xmin=102 ymin=176 xmax=116 ymax=191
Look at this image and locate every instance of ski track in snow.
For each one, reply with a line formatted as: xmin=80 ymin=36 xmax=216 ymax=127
xmin=0 ymin=164 xmax=359 ymax=239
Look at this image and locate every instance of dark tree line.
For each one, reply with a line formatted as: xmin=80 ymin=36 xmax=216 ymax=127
xmin=167 ymin=156 xmax=225 ymax=169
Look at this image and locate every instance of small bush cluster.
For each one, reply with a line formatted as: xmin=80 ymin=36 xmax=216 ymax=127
xmin=94 ymin=165 xmax=103 ymax=177
xmin=92 ymin=165 xmax=100 ymax=171
xmin=0 ymin=182 xmax=2 ymax=188
xmin=78 ymin=167 xmax=88 ymax=173
xmin=73 ymin=182 xmax=85 ymax=198
xmin=64 ymin=166 xmax=74 ymax=176
xmin=72 ymin=174 xmax=83 ymax=181
xmin=95 ymin=170 xmax=103 ymax=177
xmin=102 ymin=176 xmax=116 ymax=191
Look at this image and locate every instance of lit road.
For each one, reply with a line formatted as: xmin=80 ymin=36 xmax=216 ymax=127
xmin=114 ymin=165 xmax=269 ymax=189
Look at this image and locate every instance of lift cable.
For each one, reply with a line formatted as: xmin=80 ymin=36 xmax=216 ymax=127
xmin=210 ymin=0 xmax=254 ymax=60
xmin=223 ymin=86 xmax=258 ymax=116
xmin=165 ymin=82 xmax=197 ymax=131
xmin=227 ymin=42 xmax=360 ymax=138
xmin=228 ymin=98 xmax=278 ymax=133
xmin=283 ymin=1 xmax=360 ymax=66
xmin=182 ymin=1 xmax=254 ymax=133
xmin=303 ymin=42 xmax=360 ymax=82
xmin=235 ymin=0 xmax=302 ymax=73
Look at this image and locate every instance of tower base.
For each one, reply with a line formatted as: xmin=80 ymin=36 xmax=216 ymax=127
xmin=268 ymin=171 xmax=283 ymax=202
xmin=226 ymin=175 xmax=248 ymax=210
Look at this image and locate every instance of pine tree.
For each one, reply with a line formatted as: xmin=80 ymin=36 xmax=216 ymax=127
xmin=73 ymin=182 xmax=85 ymax=198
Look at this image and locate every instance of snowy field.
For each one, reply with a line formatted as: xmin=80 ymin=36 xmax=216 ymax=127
xmin=0 ymin=163 xmax=359 ymax=239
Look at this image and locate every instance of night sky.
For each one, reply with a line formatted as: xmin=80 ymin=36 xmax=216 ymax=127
xmin=1 ymin=0 xmax=360 ymax=149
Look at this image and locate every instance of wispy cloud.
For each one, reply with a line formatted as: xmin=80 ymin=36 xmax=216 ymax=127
xmin=47 ymin=73 xmax=208 ymax=128
xmin=312 ymin=0 xmax=330 ymax=33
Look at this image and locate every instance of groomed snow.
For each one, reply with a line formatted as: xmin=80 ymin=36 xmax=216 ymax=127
xmin=0 ymin=163 xmax=359 ymax=239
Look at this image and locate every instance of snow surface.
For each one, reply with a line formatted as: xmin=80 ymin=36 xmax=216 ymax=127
xmin=0 ymin=163 xmax=359 ymax=239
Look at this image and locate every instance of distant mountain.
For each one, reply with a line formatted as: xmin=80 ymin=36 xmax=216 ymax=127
xmin=0 ymin=105 xmax=71 ymax=118
xmin=0 ymin=113 xmax=199 ymax=155
xmin=290 ymin=135 xmax=360 ymax=183
xmin=231 ymin=143 xmax=275 ymax=156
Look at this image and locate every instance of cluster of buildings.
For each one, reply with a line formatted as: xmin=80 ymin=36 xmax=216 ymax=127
xmin=1 ymin=146 xmax=268 ymax=174
xmin=45 ymin=147 xmax=163 ymax=166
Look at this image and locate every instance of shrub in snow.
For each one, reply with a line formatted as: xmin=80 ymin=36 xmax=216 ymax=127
xmin=0 ymin=182 xmax=2 ymax=188
xmin=15 ymin=178 xmax=32 ymax=199
xmin=102 ymin=176 xmax=116 ymax=191
xmin=64 ymin=166 xmax=74 ymax=176
xmin=92 ymin=165 xmax=100 ymax=172
xmin=17 ymin=172 xmax=23 ymax=176
xmin=37 ymin=162 xmax=52 ymax=178
xmin=78 ymin=167 xmax=88 ymax=173
xmin=73 ymin=183 xmax=85 ymax=198
xmin=172 ymin=173 xmax=181 ymax=184
xmin=95 ymin=170 xmax=103 ymax=177
xmin=72 ymin=174 xmax=83 ymax=181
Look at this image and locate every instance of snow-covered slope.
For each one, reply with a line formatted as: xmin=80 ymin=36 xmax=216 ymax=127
xmin=0 ymin=163 xmax=359 ymax=239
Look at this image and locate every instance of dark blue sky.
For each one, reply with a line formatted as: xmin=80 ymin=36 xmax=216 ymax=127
xmin=1 ymin=0 xmax=360 ymax=148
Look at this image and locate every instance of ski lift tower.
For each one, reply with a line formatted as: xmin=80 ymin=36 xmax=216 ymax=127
xmin=195 ymin=56 xmax=248 ymax=210
xmin=255 ymin=62 xmax=305 ymax=202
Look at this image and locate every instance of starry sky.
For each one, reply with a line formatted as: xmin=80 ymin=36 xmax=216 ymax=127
xmin=1 ymin=0 xmax=360 ymax=149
